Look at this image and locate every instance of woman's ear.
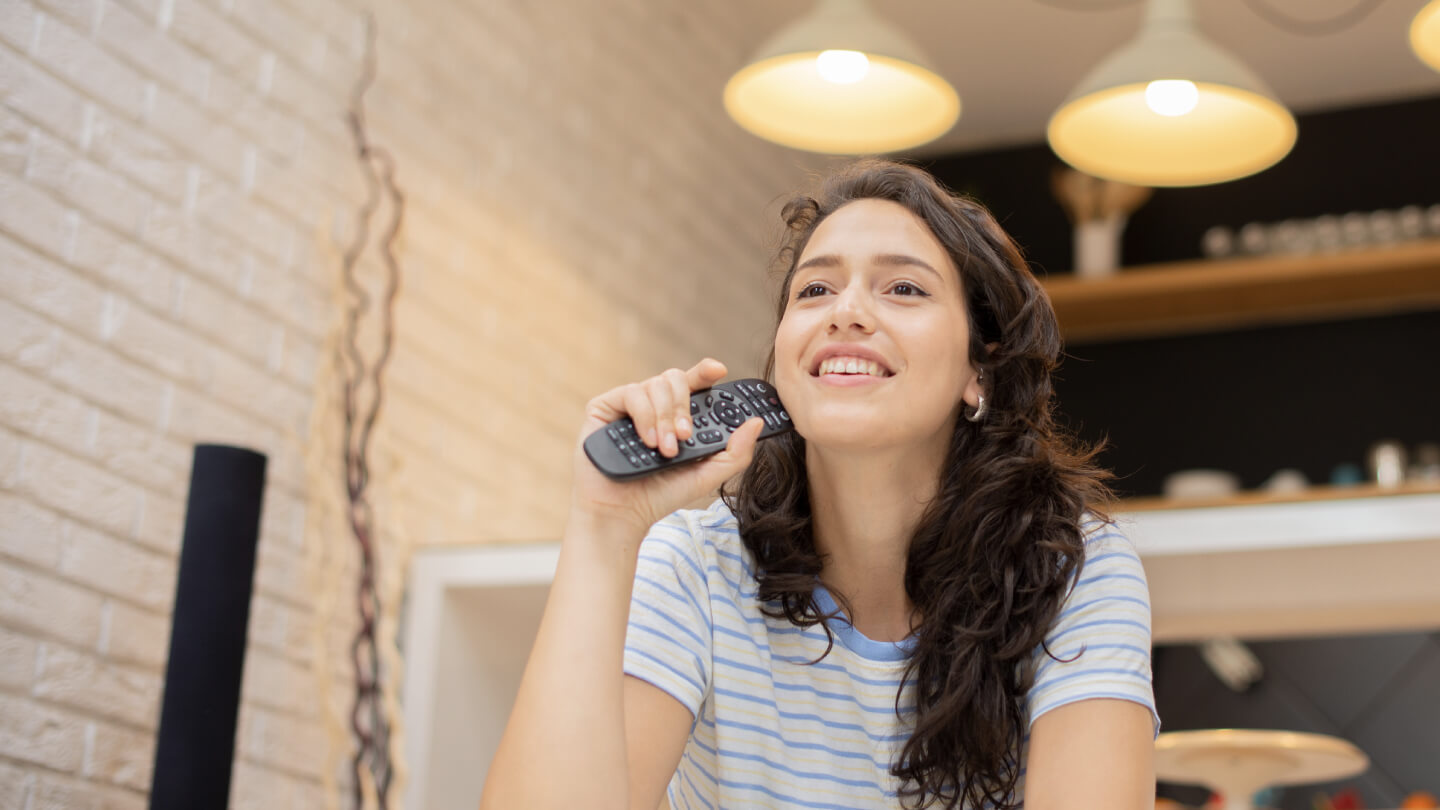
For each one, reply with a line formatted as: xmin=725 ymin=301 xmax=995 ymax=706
xmin=963 ymin=366 xmax=986 ymax=409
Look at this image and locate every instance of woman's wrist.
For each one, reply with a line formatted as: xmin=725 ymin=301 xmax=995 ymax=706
xmin=563 ymin=506 xmax=651 ymax=558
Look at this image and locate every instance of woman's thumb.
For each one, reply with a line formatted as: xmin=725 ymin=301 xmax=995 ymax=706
xmin=698 ymin=418 xmax=765 ymax=485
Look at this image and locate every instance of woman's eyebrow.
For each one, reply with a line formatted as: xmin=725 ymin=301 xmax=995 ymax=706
xmin=796 ymin=253 xmax=943 ymax=281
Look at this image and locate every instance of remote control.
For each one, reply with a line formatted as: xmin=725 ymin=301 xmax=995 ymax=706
xmin=584 ymin=378 xmax=793 ymax=480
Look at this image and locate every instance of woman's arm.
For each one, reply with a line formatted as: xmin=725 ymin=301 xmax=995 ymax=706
xmin=1023 ymin=698 xmax=1156 ymax=810
xmin=479 ymin=359 xmax=763 ymax=810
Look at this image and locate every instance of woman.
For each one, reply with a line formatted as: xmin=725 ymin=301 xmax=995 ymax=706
xmin=481 ymin=160 xmax=1158 ymax=810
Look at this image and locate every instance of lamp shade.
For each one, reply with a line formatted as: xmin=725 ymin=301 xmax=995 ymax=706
xmin=1047 ymin=0 xmax=1297 ymax=187
xmin=1413 ymin=0 xmax=1440 ymax=72
xmin=723 ymin=0 xmax=960 ymax=154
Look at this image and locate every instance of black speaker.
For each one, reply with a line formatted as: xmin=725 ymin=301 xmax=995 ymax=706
xmin=149 ymin=444 xmax=267 ymax=810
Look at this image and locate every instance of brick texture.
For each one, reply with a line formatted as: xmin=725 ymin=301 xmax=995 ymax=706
xmin=0 ymin=0 xmax=825 ymax=804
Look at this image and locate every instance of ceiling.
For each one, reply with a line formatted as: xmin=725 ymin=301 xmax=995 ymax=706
xmin=733 ymin=0 xmax=1440 ymax=157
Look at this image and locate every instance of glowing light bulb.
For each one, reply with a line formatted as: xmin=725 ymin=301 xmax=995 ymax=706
xmin=815 ymin=50 xmax=869 ymax=84
xmin=1145 ymin=79 xmax=1199 ymax=116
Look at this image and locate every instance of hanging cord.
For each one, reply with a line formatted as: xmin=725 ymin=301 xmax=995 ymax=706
xmin=339 ymin=12 xmax=404 ymax=809
xmin=1242 ymin=0 xmax=1386 ymax=36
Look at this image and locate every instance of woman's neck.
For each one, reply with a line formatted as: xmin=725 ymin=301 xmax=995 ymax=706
xmin=805 ymin=440 xmax=947 ymax=643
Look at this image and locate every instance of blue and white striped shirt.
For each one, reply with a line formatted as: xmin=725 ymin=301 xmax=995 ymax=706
xmin=623 ymin=499 xmax=1159 ymax=809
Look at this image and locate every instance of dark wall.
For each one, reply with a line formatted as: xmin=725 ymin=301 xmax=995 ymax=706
xmin=921 ymin=95 xmax=1440 ymax=497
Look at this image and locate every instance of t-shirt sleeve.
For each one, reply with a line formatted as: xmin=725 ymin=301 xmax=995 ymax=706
xmin=622 ymin=510 xmax=715 ymax=718
xmin=1025 ymin=520 xmax=1161 ymax=737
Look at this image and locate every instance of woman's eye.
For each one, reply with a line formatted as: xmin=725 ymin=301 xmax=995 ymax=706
xmin=890 ymin=282 xmax=928 ymax=297
xmin=796 ymin=283 xmax=828 ymax=299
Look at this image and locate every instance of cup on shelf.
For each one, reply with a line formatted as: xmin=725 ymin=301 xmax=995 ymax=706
xmin=1409 ymin=442 xmax=1440 ymax=482
xmin=1238 ymin=223 xmax=1268 ymax=255
xmin=1367 ymin=440 xmax=1407 ymax=488
xmin=1163 ymin=469 xmax=1241 ymax=500
xmin=1312 ymin=215 xmax=1343 ymax=252
xmin=1261 ymin=468 xmax=1308 ymax=494
xmin=1397 ymin=205 xmax=1426 ymax=240
xmin=1340 ymin=212 xmax=1371 ymax=247
xmin=1202 ymin=225 xmax=1235 ymax=259
xmin=1368 ymin=209 xmax=1400 ymax=245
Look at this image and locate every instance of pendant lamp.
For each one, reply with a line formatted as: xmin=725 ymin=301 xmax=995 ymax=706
xmin=1047 ymin=0 xmax=1297 ymax=187
xmin=723 ymin=0 xmax=960 ymax=155
xmin=1413 ymin=0 xmax=1440 ymax=72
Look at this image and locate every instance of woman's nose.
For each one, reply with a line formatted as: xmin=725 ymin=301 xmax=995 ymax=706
xmin=828 ymin=286 xmax=875 ymax=334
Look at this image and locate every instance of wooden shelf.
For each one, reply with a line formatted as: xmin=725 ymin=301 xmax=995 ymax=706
xmin=1042 ymin=239 xmax=1440 ymax=343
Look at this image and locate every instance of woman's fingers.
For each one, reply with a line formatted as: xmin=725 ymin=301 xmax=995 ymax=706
xmin=662 ymin=368 xmax=693 ymax=445
xmin=646 ymin=374 xmax=678 ymax=457
xmin=684 ymin=358 xmax=727 ymax=391
xmin=592 ymin=359 xmax=727 ymax=453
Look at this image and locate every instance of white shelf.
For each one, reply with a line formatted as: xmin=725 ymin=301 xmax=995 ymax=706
xmin=1121 ymin=490 xmax=1440 ymax=556
xmin=1121 ymin=492 xmax=1440 ymax=643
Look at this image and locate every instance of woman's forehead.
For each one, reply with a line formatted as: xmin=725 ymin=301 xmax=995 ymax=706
xmin=797 ymin=199 xmax=959 ymax=281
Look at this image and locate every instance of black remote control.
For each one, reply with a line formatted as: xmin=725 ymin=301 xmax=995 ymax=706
xmin=584 ymin=378 xmax=793 ymax=480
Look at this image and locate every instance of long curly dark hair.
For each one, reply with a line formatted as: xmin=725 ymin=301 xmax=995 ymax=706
xmin=719 ymin=159 xmax=1116 ymax=809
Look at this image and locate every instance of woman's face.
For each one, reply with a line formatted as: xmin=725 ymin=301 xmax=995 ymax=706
xmin=773 ymin=198 xmax=982 ymax=453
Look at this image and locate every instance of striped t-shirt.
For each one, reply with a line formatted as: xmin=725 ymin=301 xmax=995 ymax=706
xmin=623 ymin=498 xmax=1159 ymax=809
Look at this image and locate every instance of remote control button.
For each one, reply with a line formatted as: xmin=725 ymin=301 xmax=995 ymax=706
xmin=626 ymin=453 xmax=641 ymax=467
xmin=755 ymin=382 xmax=768 ymax=392
xmin=713 ymin=401 xmax=745 ymax=427
xmin=607 ymin=427 xmax=619 ymax=440
xmin=690 ymin=401 xmax=699 ymax=415
xmin=697 ymin=429 xmax=724 ymax=444
xmin=684 ymin=438 xmax=696 ymax=448
xmin=738 ymin=401 xmax=753 ymax=416
xmin=717 ymin=391 xmax=734 ymax=401
xmin=704 ymin=394 xmax=714 ymax=407
xmin=780 ymin=412 xmax=790 ymax=421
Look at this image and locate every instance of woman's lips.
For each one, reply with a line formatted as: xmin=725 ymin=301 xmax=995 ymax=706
xmin=814 ymin=371 xmax=888 ymax=387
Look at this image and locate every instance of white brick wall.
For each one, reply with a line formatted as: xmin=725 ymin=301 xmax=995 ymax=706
xmin=1 ymin=0 xmax=830 ymax=805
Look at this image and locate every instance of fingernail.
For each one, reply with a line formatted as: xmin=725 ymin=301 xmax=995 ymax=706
xmin=645 ymin=427 xmax=657 ymax=446
xmin=677 ymin=416 xmax=691 ymax=435
xmin=663 ymin=434 xmax=677 ymax=455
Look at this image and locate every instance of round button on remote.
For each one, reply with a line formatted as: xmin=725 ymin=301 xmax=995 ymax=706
xmin=712 ymin=401 xmax=745 ymax=427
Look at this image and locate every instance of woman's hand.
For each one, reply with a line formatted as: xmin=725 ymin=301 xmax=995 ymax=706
xmin=570 ymin=358 xmax=765 ymax=536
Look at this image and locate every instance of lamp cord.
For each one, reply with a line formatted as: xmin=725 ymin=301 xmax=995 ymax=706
xmin=1242 ymin=0 xmax=1385 ymax=36
xmin=340 ymin=12 xmax=403 ymax=809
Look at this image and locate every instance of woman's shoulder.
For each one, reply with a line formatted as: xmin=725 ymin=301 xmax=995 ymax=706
xmin=643 ymin=498 xmax=753 ymax=580
xmin=1079 ymin=513 xmax=1141 ymax=559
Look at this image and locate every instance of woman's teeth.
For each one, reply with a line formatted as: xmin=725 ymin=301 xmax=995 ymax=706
xmin=818 ymin=357 xmax=887 ymax=377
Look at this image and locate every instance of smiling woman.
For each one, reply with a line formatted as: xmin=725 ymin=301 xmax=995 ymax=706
xmin=480 ymin=160 xmax=1158 ymax=810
